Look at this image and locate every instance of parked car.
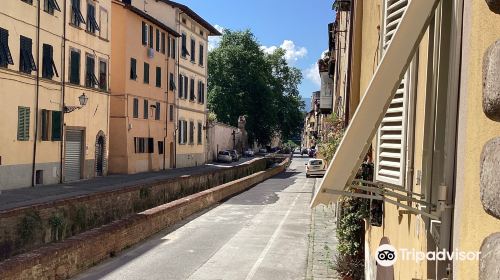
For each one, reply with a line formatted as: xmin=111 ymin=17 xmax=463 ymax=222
xmin=243 ymin=149 xmax=255 ymax=157
xmin=217 ymin=151 xmax=232 ymax=163
xmin=301 ymin=148 xmax=309 ymax=155
xmin=308 ymin=149 xmax=316 ymax=158
xmin=258 ymin=148 xmax=267 ymax=154
xmin=229 ymin=150 xmax=240 ymax=161
xmin=306 ymin=159 xmax=326 ymax=178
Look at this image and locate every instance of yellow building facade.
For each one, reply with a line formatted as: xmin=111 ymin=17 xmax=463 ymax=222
xmin=0 ymin=0 xmax=111 ymax=189
xmin=108 ymin=1 xmax=178 ymax=174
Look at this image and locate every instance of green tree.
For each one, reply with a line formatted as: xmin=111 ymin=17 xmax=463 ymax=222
xmin=208 ymin=30 xmax=304 ymax=145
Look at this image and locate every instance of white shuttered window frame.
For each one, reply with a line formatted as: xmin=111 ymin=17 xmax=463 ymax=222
xmin=376 ymin=0 xmax=413 ymax=186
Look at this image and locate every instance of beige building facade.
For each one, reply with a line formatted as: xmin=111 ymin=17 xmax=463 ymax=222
xmin=109 ymin=1 xmax=178 ymax=174
xmin=0 ymin=0 xmax=111 ymax=189
xmin=314 ymin=0 xmax=500 ymax=279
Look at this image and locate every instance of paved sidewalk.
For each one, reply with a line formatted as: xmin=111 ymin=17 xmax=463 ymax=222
xmin=0 ymin=159 xmax=253 ymax=212
xmin=307 ymin=183 xmax=339 ymax=280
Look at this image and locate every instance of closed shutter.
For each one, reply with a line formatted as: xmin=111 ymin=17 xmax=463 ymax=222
xmin=142 ymin=22 xmax=147 ymax=45
xmin=178 ymin=120 xmax=182 ymax=143
xmin=133 ymin=98 xmax=139 ymax=118
xmin=130 ymin=58 xmax=137 ymax=80
xmin=51 ymin=111 xmax=62 ymax=141
xmin=64 ymin=130 xmax=83 ymax=182
xmin=376 ymin=0 xmax=410 ymax=186
xmin=144 ymin=100 xmax=148 ymax=119
xmin=155 ymin=102 xmax=160 ymax=120
xmin=70 ymin=50 xmax=80 ymax=84
xmin=17 ymin=106 xmax=30 ymax=141
xmin=178 ymin=74 xmax=183 ymax=98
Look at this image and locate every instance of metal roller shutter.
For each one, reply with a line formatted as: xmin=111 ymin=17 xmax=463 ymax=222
xmin=64 ymin=130 xmax=83 ymax=182
xmin=376 ymin=0 xmax=410 ymax=186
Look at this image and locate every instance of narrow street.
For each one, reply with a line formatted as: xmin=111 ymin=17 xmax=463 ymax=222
xmin=74 ymin=157 xmax=334 ymax=280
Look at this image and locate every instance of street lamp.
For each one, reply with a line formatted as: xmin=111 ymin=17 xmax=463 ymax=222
xmin=64 ymin=93 xmax=89 ymax=113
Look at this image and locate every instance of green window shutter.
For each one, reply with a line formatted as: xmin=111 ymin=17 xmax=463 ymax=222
xmin=51 ymin=111 xmax=62 ymax=141
xmin=41 ymin=109 xmax=49 ymax=141
xmin=70 ymin=50 xmax=80 ymax=84
xmin=17 ymin=106 xmax=30 ymax=141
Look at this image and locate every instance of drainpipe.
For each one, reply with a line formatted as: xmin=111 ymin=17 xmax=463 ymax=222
xmin=174 ymin=10 xmax=184 ymax=169
xmin=59 ymin=0 xmax=67 ymax=183
xmin=31 ymin=0 xmax=42 ymax=187
xmin=344 ymin=1 xmax=355 ymax=127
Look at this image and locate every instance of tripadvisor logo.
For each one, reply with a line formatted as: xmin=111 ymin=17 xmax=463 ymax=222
xmin=376 ymin=244 xmax=397 ymax=267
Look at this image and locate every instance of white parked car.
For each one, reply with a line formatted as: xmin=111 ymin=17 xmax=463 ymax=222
xmin=306 ymin=159 xmax=327 ymax=178
xmin=217 ymin=151 xmax=232 ymax=163
xmin=243 ymin=149 xmax=255 ymax=157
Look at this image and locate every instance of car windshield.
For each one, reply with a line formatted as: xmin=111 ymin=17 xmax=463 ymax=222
xmin=309 ymin=160 xmax=323 ymax=166
xmin=219 ymin=151 xmax=228 ymax=155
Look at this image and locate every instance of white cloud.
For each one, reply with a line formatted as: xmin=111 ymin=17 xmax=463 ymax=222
xmin=208 ymin=24 xmax=225 ymax=51
xmin=261 ymin=40 xmax=308 ymax=63
xmin=304 ymin=63 xmax=320 ymax=87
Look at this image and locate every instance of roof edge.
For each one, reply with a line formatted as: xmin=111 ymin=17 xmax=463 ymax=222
xmin=159 ymin=0 xmax=222 ymax=36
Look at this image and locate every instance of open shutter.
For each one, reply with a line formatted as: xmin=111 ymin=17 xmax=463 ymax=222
xmin=375 ymin=0 xmax=410 ymax=186
xmin=51 ymin=111 xmax=62 ymax=141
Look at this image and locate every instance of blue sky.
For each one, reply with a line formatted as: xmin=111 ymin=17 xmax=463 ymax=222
xmin=175 ymin=0 xmax=336 ymax=97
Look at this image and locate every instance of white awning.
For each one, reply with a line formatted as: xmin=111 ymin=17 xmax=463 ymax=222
xmin=311 ymin=0 xmax=441 ymax=207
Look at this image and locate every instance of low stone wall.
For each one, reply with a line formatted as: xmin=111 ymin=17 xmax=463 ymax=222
xmin=0 ymin=158 xmax=288 ymax=280
xmin=0 ymin=158 xmax=268 ymax=261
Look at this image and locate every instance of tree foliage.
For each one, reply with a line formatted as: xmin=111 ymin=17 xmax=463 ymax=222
xmin=208 ymin=30 xmax=304 ymax=145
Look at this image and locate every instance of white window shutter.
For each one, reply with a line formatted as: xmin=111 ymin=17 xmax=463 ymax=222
xmin=376 ymin=0 xmax=410 ymax=186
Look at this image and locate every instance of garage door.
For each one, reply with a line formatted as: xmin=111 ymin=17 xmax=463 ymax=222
xmin=64 ymin=130 xmax=83 ymax=182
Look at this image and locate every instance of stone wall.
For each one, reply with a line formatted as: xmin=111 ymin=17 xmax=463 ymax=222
xmin=0 ymin=158 xmax=267 ymax=262
xmin=0 ymin=158 xmax=288 ymax=280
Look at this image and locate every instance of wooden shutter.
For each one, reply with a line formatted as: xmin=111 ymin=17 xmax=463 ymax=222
xmin=199 ymin=44 xmax=204 ymax=66
xmin=190 ymin=39 xmax=195 ymax=62
xmin=178 ymin=74 xmax=183 ymax=98
xmin=142 ymin=22 xmax=147 ymax=45
xmin=17 ymin=106 xmax=30 ymax=141
xmin=70 ymin=50 xmax=80 ymax=84
xmin=178 ymin=120 xmax=182 ymax=143
xmin=376 ymin=0 xmax=410 ymax=186
xmin=41 ymin=109 xmax=49 ymax=141
xmin=183 ymin=121 xmax=187 ymax=143
xmin=190 ymin=78 xmax=195 ymax=100
xmin=156 ymin=67 xmax=161 ymax=88
xmin=130 ymin=58 xmax=137 ymax=80
xmin=133 ymin=98 xmax=139 ymax=118
xmin=144 ymin=99 xmax=148 ymax=119
xmin=155 ymin=102 xmax=160 ymax=120
xmin=144 ymin=62 xmax=149 ymax=84
xmin=149 ymin=25 xmax=153 ymax=49
xmin=184 ymin=76 xmax=188 ymax=99
xmin=51 ymin=111 xmax=62 ymax=141
xmin=161 ymin=32 xmax=166 ymax=54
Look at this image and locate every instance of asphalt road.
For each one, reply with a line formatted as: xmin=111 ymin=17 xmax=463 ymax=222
xmin=74 ymin=156 xmax=316 ymax=280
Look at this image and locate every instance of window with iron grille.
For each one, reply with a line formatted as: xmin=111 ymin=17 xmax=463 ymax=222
xmin=144 ymin=100 xmax=149 ymax=119
xmin=169 ymin=73 xmax=176 ymax=91
xmin=190 ymin=38 xmax=195 ymax=62
xmin=197 ymin=122 xmax=202 ymax=144
xmin=99 ymin=59 xmax=107 ymax=90
xmin=17 ymin=106 xmax=30 ymax=141
xmin=19 ymin=36 xmax=37 ymax=74
xmin=155 ymin=102 xmax=160 ymax=120
xmin=155 ymin=67 xmax=161 ymax=88
xmin=130 ymin=58 xmax=137 ymax=80
xmin=0 ymin=28 xmax=14 ymax=68
xmin=44 ymin=0 xmax=61 ymax=15
xmin=144 ymin=62 xmax=149 ymax=84
xmin=85 ymin=54 xmax=98 ymax=88
xmin=69 ymin=49 xmax=80 ymax=84
xmin=133 ymin=98 xmax=139 ymax=118
xmin=86 ymin=3 xmax=100 ymax=34
xmin=71 ymin=0 xmax=86 ymax=27
xmin=42 ymin=44 xmax=58 ymax=79
xmin=142 ymin=22 xmax=148 ymax=46
xmin=189 ymin=78 xmax=195 ymax=101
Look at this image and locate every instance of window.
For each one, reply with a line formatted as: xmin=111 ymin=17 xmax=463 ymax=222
xmin=142 ymin=22 xmax=148 ymax=46
xmin=190 ymin=38 xmax=195 ymax=63
xmin=143 ymin=62 xmax=149 ymax=84
xmin=149 ymin=25 xmax=153 ymax=49
xmin=197 ymin=122 xmax=202 ymax=144
xmin=99 ymin=59 xmax=107 ymax=90
xmin=19 ymin=36 xmax=37 ymax=74
xmin=184 ymin=76 xmax=188 ymax=99
xmin=99 ymin=8 xmax=109 ymax=39
xmin=17 ymin=106 xmax=30 ymax=141
xmin=86 ymin=3 xmax=99 ymax=34
xmin=21 ymin=0 xmax=33 ymax=4
xmin=161 ymin=32 xmax=165 ymax=54
xmin=169 ymin=73 xmax=175 ymax=91
xmin=148 ymin=138 xmax=154 ymax=153
xmin=199 ymin=44 xmax=204 ymax=66
xmin=134 ymin=137 xmax=154 ymax=153
xmin=156 ymin=29 xmax=160 ymax=52
xmin=158 ymin=141 xmax=164 ymax=155
xmin=133 ymin=98 xmax=139 ymax=118
xmin=189 ymin=78 xmax=195 ymax=101
xmin=169 ymin=105 xmax=174 ymax=122
xmin=155 ymin=67 xmax=161 ymax=88
xmin=183 ymin=121 xmax=187 ymax=144
xmin=181 ymin=33 xmax=189 ymax=57
xmin=42 ymin=44 xmax=58 ymax=79
xmin=178 ymin=120 xmax=188 ymax=144
xmin=178 ymin=74 xmax=184 ymax=98
xmin=143 ymin=99 xmax=149 ymax=119
xmin=171 ymin=38 xmax=176 ymax=59
xmin=189 ymin=121 xmax=194 ymax=144
xmin=155 ymin=102 xmax=161 ymax=120
xmin=130 ymin=58 xmax=137 ymax=80
xmin=375 ymin=0 xmax=411 ymax=186
xmin=41 ymin=110 xmax=62 ymax=141
xmin=198 ymin=81 xmax=205 ymax=104
xmin=44 ymin=0 xmax=61 ymax=15
xmin=85 ymin=54 xmax=98 ymax=88
xmin=0 ymin=28 xmax=14 ymax=68
xmin=69 ymin=49 xmax=80 ymax=84
xmin=70 ymin=0 xmax=86 ymax=27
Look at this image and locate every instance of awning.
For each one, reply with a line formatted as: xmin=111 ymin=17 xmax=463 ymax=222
xmin=311 ymin=0 xmax=441 ymax=207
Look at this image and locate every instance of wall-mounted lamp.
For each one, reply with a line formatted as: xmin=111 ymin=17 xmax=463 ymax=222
xmin=64 ymin=93 xmax=89 ymax=113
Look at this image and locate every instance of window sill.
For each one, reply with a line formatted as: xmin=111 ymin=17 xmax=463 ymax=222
xmin=69 ymin=23 xmax=83 ymax=30
xmin=85 ymin=30 xmax=98 ymax=37
xmin=98 ymin=36 xmax=110 ymax=42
